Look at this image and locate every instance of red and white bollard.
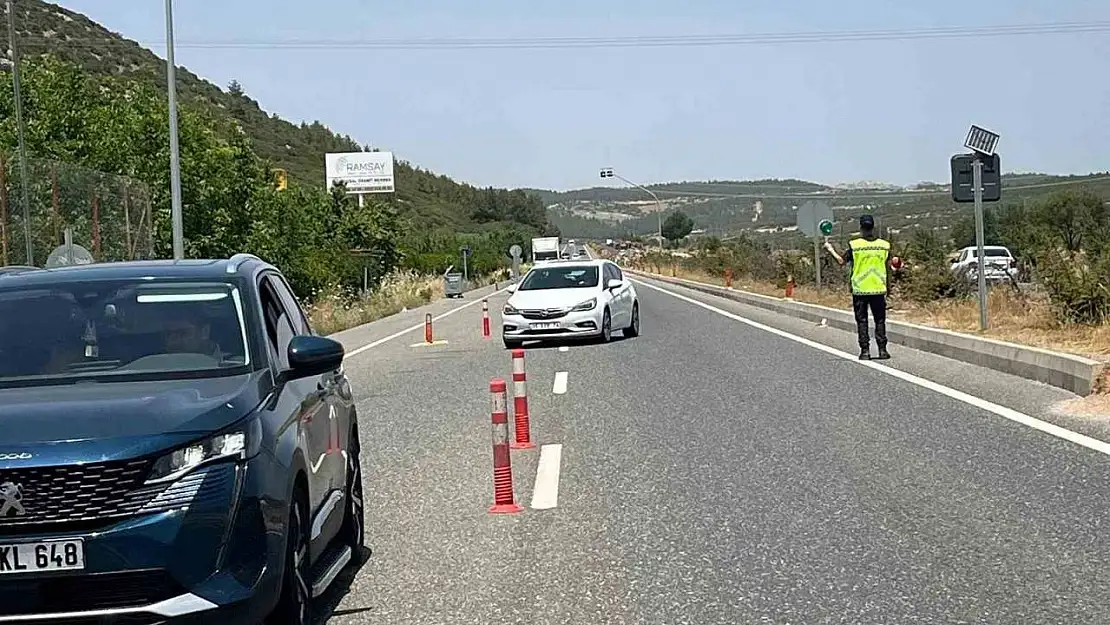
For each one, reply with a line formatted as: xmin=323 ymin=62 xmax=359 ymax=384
xmin=510 ymin=349 xmax=535 ymax=450
xmin=481 ymin=299 xmax=491 ymax=339
xmin=488 ymin=378 xmax=523 ymax=514
xmin=424 ymin=313 xmax=433 ymax=344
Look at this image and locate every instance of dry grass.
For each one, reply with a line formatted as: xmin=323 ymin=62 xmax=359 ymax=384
xmin=306 ymin=270 xmax=498 ymax=336
xmin=644 ymin=265 xmax=1110 ymax=361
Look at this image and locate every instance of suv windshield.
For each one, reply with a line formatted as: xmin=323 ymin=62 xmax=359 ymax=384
xmin=519 ymin=265 xmax=600 ymax=291
xmin=0 ymin=279 xmax=250 ymax=385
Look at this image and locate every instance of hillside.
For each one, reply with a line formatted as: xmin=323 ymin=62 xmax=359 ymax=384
xmin=0 ymin=0 xmax=549 ymax=233
xmin=545 ymin=172 xmax=1110 ymax=242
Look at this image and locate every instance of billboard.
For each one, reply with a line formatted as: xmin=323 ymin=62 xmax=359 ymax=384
xmin=325 ymin=151 xmax=395 ymax=194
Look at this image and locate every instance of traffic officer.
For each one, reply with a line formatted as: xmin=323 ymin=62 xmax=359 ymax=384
xmin=824 ymin=214 xmax=892 ymax=360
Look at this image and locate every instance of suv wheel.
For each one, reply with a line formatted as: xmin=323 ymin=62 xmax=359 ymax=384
xmin=341 ymin=428 xmax=366 ymax=555
xmin=267 ymin=491 xmax=311 ymax=625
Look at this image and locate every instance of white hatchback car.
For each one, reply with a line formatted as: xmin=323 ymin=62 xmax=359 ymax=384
xmin=502 ymin=259 xmax=639 ymax=348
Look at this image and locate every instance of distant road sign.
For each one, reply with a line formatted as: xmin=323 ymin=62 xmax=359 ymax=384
xmin=45 ymin=243 xmax=94 ymax=268
xmin=951 ymin=153 xmax=1001 ymax=203
xmin=797 ymin=200 xmax=833 ymax=238
xmin=509 ymin=244 xmax=522 ymax=258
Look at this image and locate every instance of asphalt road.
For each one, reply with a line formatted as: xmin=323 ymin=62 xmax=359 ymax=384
xmin=321 ymin=275 xmax=1110 ymax=624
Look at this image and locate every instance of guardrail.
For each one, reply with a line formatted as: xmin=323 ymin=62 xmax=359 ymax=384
xmin=627 ymin=269 xmax=1109 ymax=397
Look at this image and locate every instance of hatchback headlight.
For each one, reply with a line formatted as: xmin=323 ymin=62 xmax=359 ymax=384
xmin=147 ymin=418 xmax=261 ymax=483
xmin=572 ymin=298 xmax=596 ymax=312
xmin=504 ymin=303 xmax=520 ymax=316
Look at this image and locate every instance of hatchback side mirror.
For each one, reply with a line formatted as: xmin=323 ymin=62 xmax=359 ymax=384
xmin=607 ymin=279 xmax=624 ymax=290
xmin=285 ymin=335 xmax=345 ymax=381
xmin=506 ymin=284 xmax=517 ymax=293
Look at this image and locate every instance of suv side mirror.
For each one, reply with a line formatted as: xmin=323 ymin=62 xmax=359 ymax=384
xmin=285 ymin=335 xmax=345 ymax=381
xmin=505 ymin=284 xmax=517 ymax=293
xmin=606 ymin=278 xmax=624 ymax=290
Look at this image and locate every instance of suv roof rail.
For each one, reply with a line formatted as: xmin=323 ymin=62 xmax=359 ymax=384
xmin=226 ymin=253 xmax=262 ymax=274
xmin=0 ymin=265 xmax=42 ymax=277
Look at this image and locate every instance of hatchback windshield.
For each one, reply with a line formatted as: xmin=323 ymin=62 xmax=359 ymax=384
xmin=518 ymin=265 xmax=599 ymax=291
xmin=0 ymin=279 xmax=250 ymax=384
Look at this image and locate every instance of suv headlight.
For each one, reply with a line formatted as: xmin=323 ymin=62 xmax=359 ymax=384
xmin=572 ymin=298 xmax=596 ymax=312
xmin=503 ymin=303 xmax=520 ymax=316
xmin=147 ymin=418 xmax=261 ymax=484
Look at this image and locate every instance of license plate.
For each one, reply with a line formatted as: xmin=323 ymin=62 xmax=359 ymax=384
xmin=0 ymin=539 xmax=85 ymax=575
xmin=530 ymin=322 xmax=560 ymax=330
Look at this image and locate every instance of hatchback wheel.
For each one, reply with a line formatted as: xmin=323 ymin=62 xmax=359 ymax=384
xmin=267 ymin=493 xmax=311 ymax=625
xmin=623 ymin=303 xmax=640 ymax=338
xmin=600 ymin=309 xmax=612 ymax=342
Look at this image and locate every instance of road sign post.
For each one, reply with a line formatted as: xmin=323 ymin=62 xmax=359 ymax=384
xmin=972 ymin=158 xmax=987 ymax=330
xmin=797 ymin=201 xmax=834 ymax=291
xmin=952 ymin=124 xmax=1002 ymax=331
xmin=461 ymin=246 xmax=472 ymax=283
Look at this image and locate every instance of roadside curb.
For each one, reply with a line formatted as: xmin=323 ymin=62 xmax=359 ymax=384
xmin=628 ymin=269 xmax=1108 ymax=397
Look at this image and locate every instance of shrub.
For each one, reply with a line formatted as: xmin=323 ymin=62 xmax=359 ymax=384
xmin=1036 ymin=248 xmax=1110 ymax=324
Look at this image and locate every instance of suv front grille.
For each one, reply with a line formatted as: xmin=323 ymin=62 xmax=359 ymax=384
xmin=0 ymin=569 xmax=183 ymax=616
xmin=0 ymin=459 xmax=172 ymax=532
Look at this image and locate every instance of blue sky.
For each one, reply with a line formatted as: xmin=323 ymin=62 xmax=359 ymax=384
xmin=62 ymin=0 xmax=1110 ymax=190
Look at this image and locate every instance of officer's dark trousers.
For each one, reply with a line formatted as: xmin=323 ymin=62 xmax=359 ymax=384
xmin=852 ymin=294 xmax=887 ymax=351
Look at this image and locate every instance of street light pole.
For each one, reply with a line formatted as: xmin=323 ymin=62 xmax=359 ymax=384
xmin=600 ymin=168 xmax=664 ymax=249
xmin=164 ymin=0 xmax=184 ymax=259
xmin=6 ymin=0 xmax=34 ymax=265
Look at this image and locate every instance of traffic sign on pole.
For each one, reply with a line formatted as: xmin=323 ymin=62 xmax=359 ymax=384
xmin=952 ymin=124 xmax=1002 ymax=331
xmin=797 ymin=201 xmax=834 ymax=290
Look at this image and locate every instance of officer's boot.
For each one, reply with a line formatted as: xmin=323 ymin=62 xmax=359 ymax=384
xmin=875 ymin=321 xmax=890 ymax=359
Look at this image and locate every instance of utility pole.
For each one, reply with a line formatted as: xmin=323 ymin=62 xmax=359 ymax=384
xmin=6 ymin=0 xmax=34 ymax=265
xmin=164 ymin=0 xmax=184 ymax=259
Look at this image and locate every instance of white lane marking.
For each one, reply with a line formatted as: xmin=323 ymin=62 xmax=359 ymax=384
xmin=552 ymin=371 xmax=568 ymax=395
xmin=558 ymin=345 xmax=569 ymax=353
xmin=530 ymin=444 xmax=563 ymax=510
xmin=343 ymin=286 xmax=509 ymax=360
xmin=634 ymin=279 xmax=1110 ymax=457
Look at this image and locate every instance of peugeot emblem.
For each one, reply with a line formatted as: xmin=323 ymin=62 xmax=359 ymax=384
xmin=0 ymin=482 xmax=25 ymax=517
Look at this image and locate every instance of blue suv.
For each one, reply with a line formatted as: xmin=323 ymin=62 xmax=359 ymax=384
xmin=0 ymin=254 xmax=365 ymax=624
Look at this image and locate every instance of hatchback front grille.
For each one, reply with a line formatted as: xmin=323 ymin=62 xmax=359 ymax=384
xmin=520 ymin=309 xmax=569 ymax=320
xmin=0 ymin=459 xmax=173 ymax=531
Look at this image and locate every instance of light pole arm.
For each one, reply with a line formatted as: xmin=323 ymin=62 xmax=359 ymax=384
xmin=614 ymin=174 xmax=665 ymax=247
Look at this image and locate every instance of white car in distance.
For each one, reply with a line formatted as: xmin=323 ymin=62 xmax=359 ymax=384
xmin=950 ymin=245 xmax=1019 ymax=282
xmin=501 ymin=259 xmax=639 ymax=349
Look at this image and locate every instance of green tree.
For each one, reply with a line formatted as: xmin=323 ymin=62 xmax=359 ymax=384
xmin=661 ymin=210 xmax=695 ymax=243
xmin=949 ymin=207 xmax=1001 ymax=249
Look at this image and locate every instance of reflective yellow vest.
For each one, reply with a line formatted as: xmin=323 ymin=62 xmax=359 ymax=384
xmin=848 ymin=237 xmax=890 ymax=295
